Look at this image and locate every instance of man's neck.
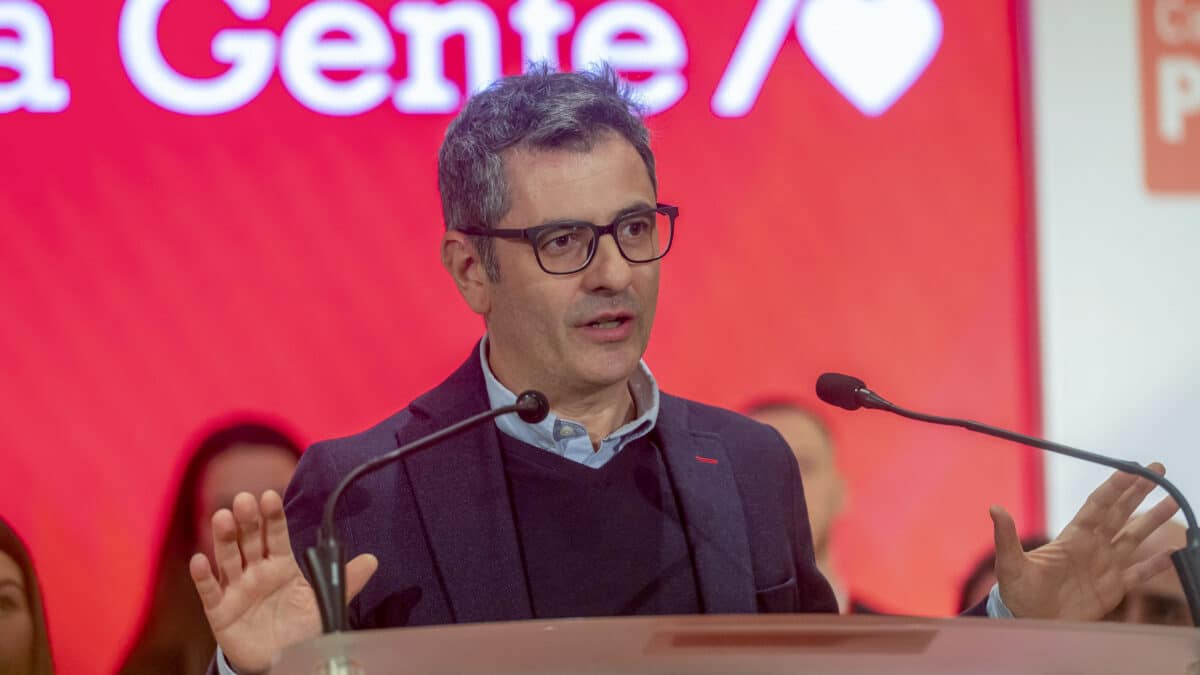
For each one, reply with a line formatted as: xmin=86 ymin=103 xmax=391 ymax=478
xmin=484 ymin=339 xmax=637 ymax=449
xmin=552 ymin=382 xmax=636 ymax=449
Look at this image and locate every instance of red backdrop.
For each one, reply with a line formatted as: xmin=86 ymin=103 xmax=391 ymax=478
xmin=0 ymin=1 xmax=1040 ymax=673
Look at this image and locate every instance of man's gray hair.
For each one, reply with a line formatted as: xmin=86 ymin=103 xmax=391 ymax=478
xmin=438 ymin=64 xmax=657 ymax=280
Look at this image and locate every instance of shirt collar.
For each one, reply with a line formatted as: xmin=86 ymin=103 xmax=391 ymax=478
xmin=479 ymin=336 xmax=660 ymax=460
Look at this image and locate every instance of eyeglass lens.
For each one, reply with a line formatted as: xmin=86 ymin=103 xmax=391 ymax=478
xmin=533 ymin=210 xmax=671 ymax=273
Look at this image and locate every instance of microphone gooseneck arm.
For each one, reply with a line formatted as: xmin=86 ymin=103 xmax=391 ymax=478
xmin=305 ymin=390 xmax=549 ymax=633
xmin=817 ymin=372 xmax=1200 ymax=627
xmin=855 ymin=386 xmax=1199 ymax=535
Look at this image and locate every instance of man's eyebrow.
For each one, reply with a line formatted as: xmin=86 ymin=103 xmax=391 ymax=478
xmin=532 ymin=216 xmax=593 ymax=229
xmin=610 ymin=201 xmax=656 ymax=221
xmin=531 ymin=201 xmax=657 ymax=229
xmin=0 ymin=579 xmax=25 ymax=592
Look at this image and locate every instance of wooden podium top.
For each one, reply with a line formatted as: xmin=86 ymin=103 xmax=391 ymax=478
xmin=272 ymin=613 xmax=1200 ymax=675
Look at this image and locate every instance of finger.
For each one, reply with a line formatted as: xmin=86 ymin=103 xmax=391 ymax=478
xmin=345 ymin=553 xmax=379 ymax=603
xmin=990 ymin=505 xmax=1024 ymax=581
xmin=211 ymin=508 xmax=244 ymax=583
xmin=233 ymin=492 xmax=265 ymax=564
xmin=261 ymin=489 xmax=292 ymax=559
xmin=1101 ymin=463 xmax=1165 ymax=537
xmin=1069 ymin=468 xmax=1141 ymax=531
xmin=1112 ymin=496 xmax=1181 ymax=554
xmin=1120 ymin=550 xmax=1174 ymax=589
xmin=189 ymin=552 xmax=224 ymax=611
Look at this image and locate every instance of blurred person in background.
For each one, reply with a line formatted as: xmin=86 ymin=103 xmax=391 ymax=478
xmin=0 ymin=516 xmax=54 ymax=675
xmin=118 ymin=421 xmax=302 ymax=675
xmin=1103 ymin=519 xmax=1191 ymax=626
xmin=745 ymin=399 xmax=872 ymax=612
xmin=957 ymin=535 xmax=1050 ymax=613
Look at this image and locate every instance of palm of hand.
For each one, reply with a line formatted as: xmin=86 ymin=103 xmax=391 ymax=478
xmin=999 ymin=524 xmax=1125 ymax=620
xmin=208 ymin=555 xmax=320 ymax=673
xmin=190 ymin=491 xmax=379 ymax=674
xmin=991 ymin=463 xmax=1178 ymax=621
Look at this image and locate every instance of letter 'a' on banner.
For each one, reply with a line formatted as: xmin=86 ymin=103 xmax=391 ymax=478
xmin=0 ymin=1 xmax=70 ymax=113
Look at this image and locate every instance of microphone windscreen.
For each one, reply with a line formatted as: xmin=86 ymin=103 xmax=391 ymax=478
xmin=515 ymin=390 xmax=550 ymax=423
xmin=816 ymin=373 xmax=867 ymax=411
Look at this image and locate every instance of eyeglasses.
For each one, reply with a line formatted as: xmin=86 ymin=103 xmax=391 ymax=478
xmin=458 ymin=203 xmax=678 ymax=275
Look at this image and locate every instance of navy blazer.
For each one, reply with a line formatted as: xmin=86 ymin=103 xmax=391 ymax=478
xmin=283 ymin=346 xmax=839 ymax=627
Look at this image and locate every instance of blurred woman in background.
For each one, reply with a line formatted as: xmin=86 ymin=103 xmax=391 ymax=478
xmin=118 ymin=420 xmax=303 ymax=675
xmin=0 ymin=516 xmax=54 ymax=675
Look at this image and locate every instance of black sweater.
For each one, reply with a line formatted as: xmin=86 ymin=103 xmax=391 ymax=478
xmin=499 ymin=431 xmax=702 ymax=618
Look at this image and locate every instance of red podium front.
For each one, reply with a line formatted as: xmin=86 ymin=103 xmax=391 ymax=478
xmin=271 ymin=614 xmax=1200 ymax=674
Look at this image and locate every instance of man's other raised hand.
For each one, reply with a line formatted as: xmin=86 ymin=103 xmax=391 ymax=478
xmin=992 ymin=463 xmax=1180 ymax=620
xmin=189 ymin=491 xmax=378 ymax=674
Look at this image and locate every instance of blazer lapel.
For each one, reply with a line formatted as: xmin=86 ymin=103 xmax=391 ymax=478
xmin=655 ymin=395 xmax=757 ymax=613
xmin=401 ymin=346 xmax=533 ymax=623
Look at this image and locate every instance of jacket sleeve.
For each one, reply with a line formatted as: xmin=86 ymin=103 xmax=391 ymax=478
xmin=282 ymin=439 xmax=345 ymax=584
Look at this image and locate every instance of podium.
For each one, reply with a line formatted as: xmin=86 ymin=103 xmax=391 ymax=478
xmin=272 ymin=614 xmax=1200 ymax=674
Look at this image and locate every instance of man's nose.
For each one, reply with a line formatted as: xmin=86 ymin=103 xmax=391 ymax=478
xmin=582 ymin=234 xmax=634 ymax=292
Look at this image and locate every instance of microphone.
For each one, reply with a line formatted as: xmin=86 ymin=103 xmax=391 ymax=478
xmin=815 ymin=372 xmax=1200 ymax=627
xmin=815 ymin=373 xmax=890 ymax=411
xmin=304 ymin=390 xmax=550 ymax=633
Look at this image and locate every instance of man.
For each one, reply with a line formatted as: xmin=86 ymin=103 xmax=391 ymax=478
xmin=189 ymin=66 xmax=1182 ymax=674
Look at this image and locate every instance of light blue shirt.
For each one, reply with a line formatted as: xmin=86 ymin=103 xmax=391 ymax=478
xmin=988 ymin=583 xmax=1013 ymax=618
xmin=479 ymin=336 xmax=660 ymax=467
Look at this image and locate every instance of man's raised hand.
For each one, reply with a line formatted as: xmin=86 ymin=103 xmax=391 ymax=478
xmin=991 ymin=463 xmax=1179 ymax=620
xmin=189 ymin=490 xmax=378 ymax=674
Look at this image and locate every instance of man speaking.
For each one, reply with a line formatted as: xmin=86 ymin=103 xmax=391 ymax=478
xmin=190 ymin=66 xmax=1181 ymax=674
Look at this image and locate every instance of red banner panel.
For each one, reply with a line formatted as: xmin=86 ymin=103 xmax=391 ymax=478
xmin=0 ymin=2 xmax=1037 ymax=673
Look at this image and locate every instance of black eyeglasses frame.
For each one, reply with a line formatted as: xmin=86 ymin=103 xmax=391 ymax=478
xmin=457 ymin=203 xmax=679 ymax=275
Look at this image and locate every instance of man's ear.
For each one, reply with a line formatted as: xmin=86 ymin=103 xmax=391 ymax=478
xmin=442 ymin=229 xmax=491 ymax=315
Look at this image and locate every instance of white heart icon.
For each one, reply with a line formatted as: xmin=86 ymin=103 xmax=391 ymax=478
xmin=796 ymin=0 xmax=943 ymax=116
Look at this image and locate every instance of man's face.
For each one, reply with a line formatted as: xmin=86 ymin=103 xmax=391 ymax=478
xmin=475 ymin=132 xmax=660 ymax=399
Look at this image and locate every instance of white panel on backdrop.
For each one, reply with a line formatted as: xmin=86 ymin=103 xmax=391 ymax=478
xmin=1033 ymin=0 xmax=1200 ymax=534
